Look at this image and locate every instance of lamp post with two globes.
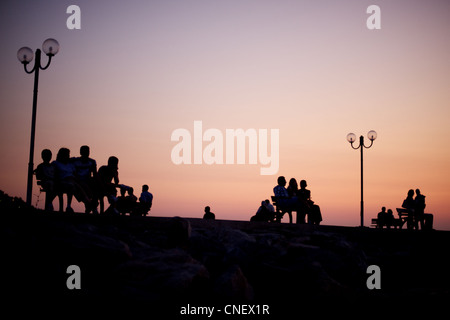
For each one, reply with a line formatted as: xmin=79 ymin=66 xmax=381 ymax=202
xmin=346 ymin=130 xmax=377 ymax=227
xmin=17 ymin=38 xmax=60 ymax=206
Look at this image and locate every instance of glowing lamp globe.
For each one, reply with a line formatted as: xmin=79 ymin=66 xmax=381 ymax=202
xmin=17 ymin=47 xmax=34 ymax=64
xmin=42 ymin=38 xmax=60 ymax=56
xmin=346 ymin=133 xmax=356 ymax=143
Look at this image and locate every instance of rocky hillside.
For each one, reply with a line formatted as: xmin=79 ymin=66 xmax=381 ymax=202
xmin=0 ymin=191 xmax=449 ymax=317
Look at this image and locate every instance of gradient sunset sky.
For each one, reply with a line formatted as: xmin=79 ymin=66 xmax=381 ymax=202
xmin=1 ymin=0 xmax=449 ymax=229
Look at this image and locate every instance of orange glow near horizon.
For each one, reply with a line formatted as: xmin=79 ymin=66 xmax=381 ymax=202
xmin=1 ymin=1 xmax=449 ymax=230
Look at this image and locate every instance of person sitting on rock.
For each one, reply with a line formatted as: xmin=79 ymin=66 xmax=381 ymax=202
xmin=203 ymin=206 xmax=215 ymax=220
xmin=138 ymin=184 xmax=153 ymax=216
xmin=251 ymin=200 xmax=274 ymax=222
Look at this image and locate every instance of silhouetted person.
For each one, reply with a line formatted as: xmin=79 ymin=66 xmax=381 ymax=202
xmin=73 ymin=145 xmax=98 ymax=213
xmin=386 ymin=209 xmax=395 ymax=229
xmin=34 ymin=149 xmax=56 ymax=211
xmin=203 ymin=206 xmax=215 ymax=220
xmin=296 ymin=180 xmax=310 ymax=224
xmin=402 ymin=189 xmax=415 ymax=229
xmin=264 ymin=199 xmax=275 ymax=219
xmin=53 ymin=148 xmax=90 ymax=213
xmin=287 ymin=178 xmax=298 ymax=198
xmin=415 ymin=189 xmax=426 ymax=230
xmin=116 ymin=186 xmax=128 ymax=215
xmin=377 ymin=207 xmax=387 ymax=228
xmin=125 ymin=187 xmax=138 ymax=215
xmin=251 ymin=200 xmax=272 ymax=222
xmin=97 ymin=156 xmax=119 ymax=214
xmin=377 ymin=206 xmax=394 ymax=228
xmin=273 ymin=176 xmax=295 ymax=223
xmin=297 ymin=180 xmax=322 ymax=225
xmin=139 ymin=184 xmax=153 ymax=216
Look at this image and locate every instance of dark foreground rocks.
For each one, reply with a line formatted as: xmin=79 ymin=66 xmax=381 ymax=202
xmin=1 ymin=208 xmax=449 ymax=317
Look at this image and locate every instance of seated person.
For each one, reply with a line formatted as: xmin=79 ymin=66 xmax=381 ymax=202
xmin=377 ymin=207 xmax=387 ymax=228
xmin=203 ymin=206 xmax=215 ymax=220
xmin=298 ymin=180 xmax=322 ymax=225
xmin=251 ymin=200 xmax=274 ymax=222
xmin=116 ymin=186 xmax=128 ymax=215
xmin=273 ymin=176 xmax=297 ymax=223
xmin=386 ymin=209 xmax=395 ymax=229
xmin=125 ymin=187 xmax=139 ymax=216
xmin=34 ymin=149 xmax=56 ymax=211
xmin=136 ymin=184 xmax=153 ymax=216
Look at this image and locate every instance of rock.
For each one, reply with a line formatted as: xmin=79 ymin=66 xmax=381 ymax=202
xmin=214 ymin=265 xmax=254 ymax=301
xmin=167 ymin=216 xmax=191 ymax=248
xmin=113 ymin=248 xmax=209 ymax=302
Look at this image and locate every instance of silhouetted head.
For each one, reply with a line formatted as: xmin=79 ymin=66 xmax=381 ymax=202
xmin=41 ymin=149 xmax=52 ymax=163
xmin=265 ymin=199 xmax=270 ymax=205
xmin=407 ymin=189 xmax=414 ymax=198
xmin=80 ymin=145 xmax=90 ymax=158
xmin=142 ymin=184 xmax=149 ymax=192
xmin=381 ymin=206 xmax=386 ymax=212
xmin=128 ymin=187 xmax=134 ymax=195
xmin=120 ymin=187 xmax=126 ymax=196
xmin=416 ymin=189 xmax=421 ymax=195
xmin=289 ymin=178 xmax=298 ymax=190
xmin=387 ymin=209 xmax=393 ymax=215
xmin=205 ymin=206 xmax=210 ymax=213
xmin=300 ymin=180 xmax=307 ymax=189
xmin=56 ymin=148 xmax=70 ymax=163
xmin=277 ymin=176 xmax=286 ymax=186
xmin=108 ymin=156 xmax=119 ymax=169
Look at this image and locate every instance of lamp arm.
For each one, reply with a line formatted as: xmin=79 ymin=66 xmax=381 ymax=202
xmin=40 ymin=55 xmax=53 ymax=70
xmin=363 ymin=140 xmax=374 ymax=149
xmin=350 ymin=142 xmax=361 ymax=150
xmin=23 ymin=63 xmax=36 ymax=74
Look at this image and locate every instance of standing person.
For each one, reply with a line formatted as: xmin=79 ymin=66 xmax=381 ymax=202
xmin=34 ymin=149 xmax=56 ymax=211
xmin=73 ymin=145 xmax=98 ymax=213
xmin=139 ymin=184 xmax=153 ymax=216
xmin=415 ymin=189 xmax=426 ymax=230
xmin=402 ymin=189 xmax=415 ymax=229
xmin=97 ymin=156 xmax=119 ymax=214
xmin=53 ymin=147 xmax=90 ymax=213
xmin=203 ymin=206 xmax=215 ymax=220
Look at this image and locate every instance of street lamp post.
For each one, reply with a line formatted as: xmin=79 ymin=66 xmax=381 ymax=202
xmin=17 ymin=38 xmax=59 ymax=206
xmin=346 ymin=130 xmax=377 ymax=227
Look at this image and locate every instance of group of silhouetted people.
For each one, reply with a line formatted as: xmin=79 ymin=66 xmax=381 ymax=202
xmin=401 ymin=188 xmax=431 ymax=230
xmin=376 ymin=188 xmax=433 ymax=230
xmin=376 ymin=207 xmax=396 ymax=229
xmin=269 ymin=176 xmax=322 ymax=224
xmin=34 ymin=146 xmax=153 ymax=216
